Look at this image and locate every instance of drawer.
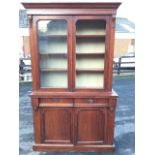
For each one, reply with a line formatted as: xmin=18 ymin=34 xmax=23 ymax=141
xmin=74 ymin=98 xmax=108 ymax=107
xmin=39 ymin=98 xmax=73 ymax=108
xmin=75 ymin=98 xmax=108 ymax=104
xmin=40 ymin=98 xmax=72 ymax=103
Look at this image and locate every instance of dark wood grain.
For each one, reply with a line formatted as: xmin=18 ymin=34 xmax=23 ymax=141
xmin=22 ymin=2 xmax=121 ymax=9
xmin=30 ymin=91 xmax=118 ymax=98
xmin=31 ymin=98 xmax=42 ymax=143
xmin=41 ymin=108 xmax=73 ymax=144
xmin=75 ymin=108 xmax=106 ymax=145
xmin=33 ymin=144 xmax=115 ymax=152
xmin=67 ymin=16 xmax=73 ymax=91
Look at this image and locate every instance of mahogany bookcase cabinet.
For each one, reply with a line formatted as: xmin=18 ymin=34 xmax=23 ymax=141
xmin=22 ymin=2 xmax=121 ymax=152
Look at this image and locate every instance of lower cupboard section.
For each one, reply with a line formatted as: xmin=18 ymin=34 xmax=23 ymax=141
xmin=32 ymin=98 xmax=117 ymax=152
xmin=40 ymin=108 xmax=107 ymax=145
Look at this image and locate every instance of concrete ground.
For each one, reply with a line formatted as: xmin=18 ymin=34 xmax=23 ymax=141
xmin=19 ymin=75 xmax=135 ymax=155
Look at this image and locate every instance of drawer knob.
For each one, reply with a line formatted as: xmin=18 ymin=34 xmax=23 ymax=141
xmin=87 ymin=99 xmax=94 ymax=103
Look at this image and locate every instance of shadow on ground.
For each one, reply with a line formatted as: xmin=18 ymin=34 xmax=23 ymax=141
xmin=19 ymin=75 xmax=135 ymax=155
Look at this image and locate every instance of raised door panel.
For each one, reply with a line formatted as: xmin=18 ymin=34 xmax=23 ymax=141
xmin=75 ymin=108 xmax=107 ymax=145
xmin=41 ymin=108 xmax=73 ymax=144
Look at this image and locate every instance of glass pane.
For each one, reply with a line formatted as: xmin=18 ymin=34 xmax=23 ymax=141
xmin=39 ymin=37 xmax=67 ymax=54
xmin=38 ymin=20 xmax=67 ymax=35
xmin=76 ymin=20 xmax=106 ymax=35
xmin=37 ymin=20 xmax=68 ymax=88
xmin=75 ymin=20 xmax=106 ymax=88
xmin=76 ymin=38 xmax=105 ymax=53
xmin=40 ymin=72 xmax=67 ymax=88
xmin=76 ymin=55 xmax=104 ymax=69
xmin=40 ymin=55 xmax=67 ymax=69
xmin=76 ymin=72 xmax=104 ymax=88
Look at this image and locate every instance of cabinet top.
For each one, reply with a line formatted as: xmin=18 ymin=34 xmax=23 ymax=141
xmin=22 ymin=2 xmax=121 ymax=9
xmin=22 ymin=2 xmax=121 ymax=15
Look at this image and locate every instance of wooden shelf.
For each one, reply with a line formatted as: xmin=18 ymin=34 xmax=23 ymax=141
xmin=76 ymin=52 xmax=105 ymax=56
xmin=76 ymin=69 xmax=104 ymax=72
xmin=40 ymin=68 xmax=67 ymax=72
xmin=76 ymin=34 xmax=105 ymax=38
xmin=40 ymin=52 xmax=67 ymax=56
xmin=39 ymin=35 xmax=67 ymax=39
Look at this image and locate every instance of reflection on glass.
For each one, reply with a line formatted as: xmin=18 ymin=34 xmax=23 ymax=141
xmin=39 ymin=37 xmax=67 ymax=54
xmin=76 ymin=20 xmax=106 ymax=35
xmin=38 ymin=20 xmax=67 ymax=35
xmin=76 ymin=38 xmax=105 ymax=53
xmin=37 ymin=20 xmax=68 ymax=88
xmin=40 ymin=55 xmax=67 ymax=69
xmin=76 ymin=55 xmax=104 ymax=69
xmin=76 ymin=72 xmax=104 ymax=88
xmin=41 ymin=72 xmax=67 ymax=88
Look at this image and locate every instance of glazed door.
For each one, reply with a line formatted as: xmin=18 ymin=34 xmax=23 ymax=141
xmin=33 ymin=16 xmax=73 ymax=90
xmin=32 ymin=16 xmax=111 ymax=91
xmin=72 ymin=16 xmax=109 ymax=91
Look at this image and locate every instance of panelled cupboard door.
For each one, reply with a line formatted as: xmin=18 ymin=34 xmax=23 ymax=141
xmin=40 ymin=108 xmax=73 ymax=144
xmin=75 ymin=108 xmax=107 ymax=145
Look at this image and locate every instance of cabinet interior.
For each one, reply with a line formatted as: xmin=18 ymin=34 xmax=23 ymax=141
xmin=37 ymin=19 xmax=106 ymax=89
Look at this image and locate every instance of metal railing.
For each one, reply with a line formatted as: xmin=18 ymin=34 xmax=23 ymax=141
xmin=113 ymin=55 xmax=135 ymax=75
xmin=19 ymin=58 xmax=32 ymax=81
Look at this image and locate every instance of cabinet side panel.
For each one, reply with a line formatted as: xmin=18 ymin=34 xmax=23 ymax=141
xmin=29 ymin=16 xmax=40 ymax=90
xmin=107 ymin=16 xmax=116 ymax=90
xmin=31 ymin=98 xmax=42 ymax=143
xmin=107 ymin=98 xmax=117 ymax=144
